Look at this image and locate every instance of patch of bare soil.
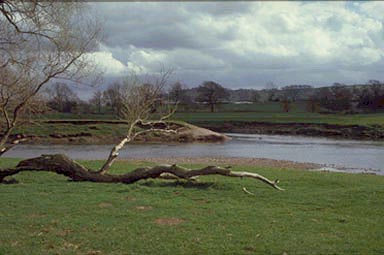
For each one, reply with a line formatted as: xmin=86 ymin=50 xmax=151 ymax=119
xmin=129 ymin=156 xmax=321 ymax=170
xmin=124 ymin=196 xmax=137 ymax=201
xmin=154 ymin=218 xmax=186 ymax=226
xmin=135 ymin=206 xmax=153 ymax=211
xmin=98 ymin=202 xmax=113 ymax=208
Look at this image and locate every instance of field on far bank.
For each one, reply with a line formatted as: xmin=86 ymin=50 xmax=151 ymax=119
xmin=1 ymin=158 xmax=383 ymax=255
xmin=39 ymin=102 xmax=384 ymax=127
xmin=174 ymin=111 xmax=384 ymax=126
xmin=173 ymin=102 xmax=384 ymax=126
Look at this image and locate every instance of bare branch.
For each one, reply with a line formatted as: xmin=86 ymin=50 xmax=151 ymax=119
xmin=131 ymin=128 xmax=177 ymax=141
xmin=99 ymin=69 xmax=175 ymax=174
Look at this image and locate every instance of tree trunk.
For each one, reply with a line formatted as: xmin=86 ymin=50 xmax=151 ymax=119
xmin=98 ymin=137 xmax=131 ymax=174
xmin=0 ymin=126 xmax=15 ymax=156
xmin=0 ymin=154 xmax=284 ymax=190
xmin=210 ymin=103 xmax=214 ymax=113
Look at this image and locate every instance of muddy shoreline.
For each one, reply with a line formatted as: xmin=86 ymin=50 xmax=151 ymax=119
xmin=127 ymin=156 xmax=322 ymax=170
xmin=197 ymin=121 xmax=384 ymax=141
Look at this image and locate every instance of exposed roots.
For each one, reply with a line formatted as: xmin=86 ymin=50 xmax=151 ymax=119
xmin=0 ymin=154 xmax=284 ymax=190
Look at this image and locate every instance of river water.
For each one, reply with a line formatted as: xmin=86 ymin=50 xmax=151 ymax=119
xmin=3 ymin=133 xmax=384 ymax=175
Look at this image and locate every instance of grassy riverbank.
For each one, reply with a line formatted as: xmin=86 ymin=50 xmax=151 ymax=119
xmin=11 ymin=120 xmax=227 ymax=144
xmin=1 ymin=158 xmax=383 ymax=254
xmin=40 ymin=103 xmax=384 ymax=127
xmin=22 ymin=104 xmax=384 ymax=142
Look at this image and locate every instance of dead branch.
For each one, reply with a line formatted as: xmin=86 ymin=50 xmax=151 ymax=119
xmin=0 ymin=136 xmax=27 ymax=156
xmin=242 ymin=187 xmax=255 ymax=195
xmin=0 ymin=154 xmax=284 ymax=190
xmin=98 ymin=69 xmax=177 ymax=175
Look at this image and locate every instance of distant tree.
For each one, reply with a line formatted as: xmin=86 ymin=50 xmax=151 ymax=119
xmin=265 ymin=81 xmax=279 ymax=102
xmin=368 ymin=80 xmax=381 ymax=85
xmin=196 ymin=81 xmax=229 ymax=112
xmin=89 ymin=90 xmax=104 ymax=114
xmin=103 ymin=82 xmax=124 ymax=116
xmin=168 ymin=81 xmax=193 ymax=111
xmin=279 ymin=96 xmax=292 ymax=112
xmin=251 ymin=91 xmax=261 ymax=103
xmin=314 ymin=85 xmax=353 ymax=112
xmin=46 ymin=83 xmax=80 ymax=113
xmin=332 ymin=82 xmax=345 ymax=87
xmin=280 ymin=85 xmax=302 ymax=102
xmin=329 ymin=85 xmax=353 ymax=111
xmin=357 ymin=83 xmax=384 ymax=112
xmin=169 ymin=82 xmax=185 ymax=104
xmin=306 ymin=95 xmax=320 ymax=113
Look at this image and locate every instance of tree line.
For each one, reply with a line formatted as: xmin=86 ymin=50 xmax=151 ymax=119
xmin=42 ymin=79 xmax=384 ymax=115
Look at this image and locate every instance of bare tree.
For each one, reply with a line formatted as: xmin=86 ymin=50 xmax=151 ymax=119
xmin=102 ymin=82 xmax=124 ymax=116
xmin=306 ymin=95 xmax=320 ymax=113
xmin=168 ymin=81 xmax=185 ymax=104
xmin=357 ymin=82 xmax=384 ymax=112
xmin=265 ymin=81 xmax=279 ymax=102
xmin=168 ymin=81 xmax=193 ymax=111
xmin=0 ymin=1 xmax=102 ymax=155
xmin=46 ymin=82 xmax=80 ymax=113
xmin=280 ymin=96 xmax=292 ymax=112
xmin=196 ymin=81 xmax=229 ymax=112
xmin=89 ymin=90 xmax=103 ymax=114
xmin=251 ymin=90 xmax=261 ymax=103
xmin=98 ymin=70 xmax=174 ymax=174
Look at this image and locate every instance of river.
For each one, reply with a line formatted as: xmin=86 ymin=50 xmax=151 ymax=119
xmin=3 ymin=133 xmax=384 ymax=175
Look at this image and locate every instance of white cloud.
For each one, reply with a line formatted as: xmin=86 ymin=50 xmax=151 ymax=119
xmin=359 ymin=2 xmax=384 ymax=20
xmin=86 ymin=51 xmax=127 ymax=76
xmin=91 ymin=1 xmax=384 ymax=87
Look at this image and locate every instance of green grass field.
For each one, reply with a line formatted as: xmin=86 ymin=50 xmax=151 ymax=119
xmin=39 ymin=102 xmax=384 ymax=127
xmin=173 ymin=111 xmax=384 ymax=126
xmin=174 ymin=101 xmax=384 ymax=126
xmin=1 ymin=158 xmax=383 ymax=254
xmin=13 ymin=122 xmax=128 ymax=138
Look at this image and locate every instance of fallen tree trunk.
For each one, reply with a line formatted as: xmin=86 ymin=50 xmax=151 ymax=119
xmin=0 ymin=154 xmax=284 ymax=190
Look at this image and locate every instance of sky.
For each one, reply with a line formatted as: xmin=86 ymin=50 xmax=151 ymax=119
xmin=86 ymin=1 xmax=384 ymax=91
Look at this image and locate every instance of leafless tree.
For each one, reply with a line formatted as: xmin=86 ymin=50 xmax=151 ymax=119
xmin=251 ymin=90 xmax=261 ymax=103
xmin=46 ymin=82 xmax=80 ymax=113
xmin=89 ymin=90 xmax=103 ymax=114
xmin=196 ymin=81 xmax=229 ymax=112
xmin=102 ymin=82 xmax=124 ymax=116
xmin=168 ymin=81 xmax=193 ymax=111
xmin=265 ymin=81 xmax=279 ymax=102
xmin=0 ymin=1 xmax=102 ymax=155
xmin=98 ymin=70 xmax=175 ymax=174
xmin=280 ymin=96 xmax=292 ymax=112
